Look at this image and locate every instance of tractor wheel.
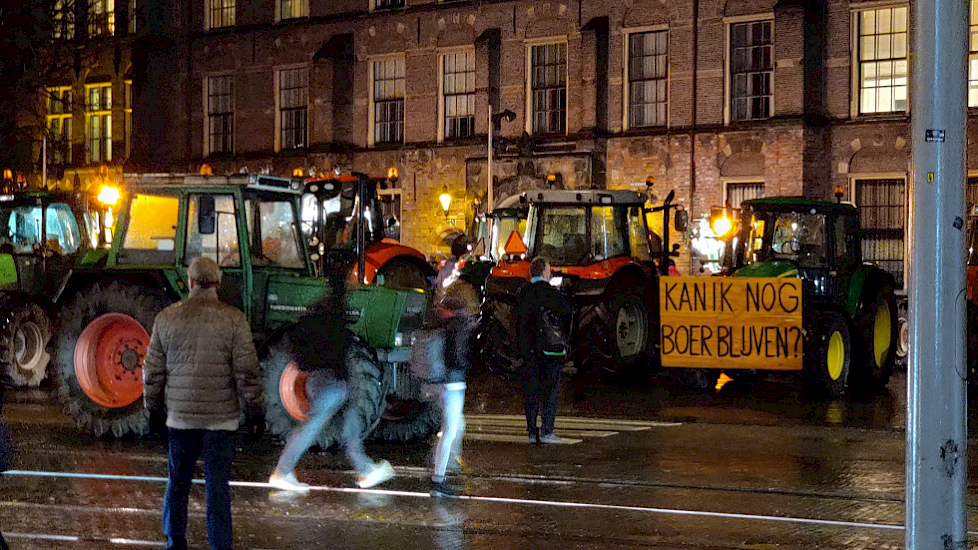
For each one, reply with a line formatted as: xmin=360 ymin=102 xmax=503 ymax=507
xmin=263 ymin=340 xmax=385 ymax=449
xmin=803 ymin=311 xmax=853 ymax=397
xmin=377 ymin=258 xmax=433 ymax=292
xmin=851 ymin=281 xmax=898 ymax=392
xmin=0 ymin=300 xmax=53 ymax=387
xmin=375 ymin=364 xmax=440 ymax=443
xmin=478 ymin=295 xmax=521 ymax=377
xmin=54 ymin=282 xmax=171 ymax=438
xmin=577 ymin=284 xmax=652 ymax=378
xmin=665 ymin=368 xmax=718 ymax=392
xmin=894 ymin=300 xmax=909 ymax=371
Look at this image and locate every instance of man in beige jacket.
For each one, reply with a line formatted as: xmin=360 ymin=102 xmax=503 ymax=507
xmin=143 ymin=256 xmax=264 ymax=550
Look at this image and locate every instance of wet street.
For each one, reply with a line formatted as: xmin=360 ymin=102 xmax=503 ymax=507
xmin=1 ymin=368 xmax=975 ymax=549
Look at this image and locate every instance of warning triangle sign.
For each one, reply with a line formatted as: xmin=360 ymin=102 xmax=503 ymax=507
xmin=503 ymin=230 xmax=527 ymax=256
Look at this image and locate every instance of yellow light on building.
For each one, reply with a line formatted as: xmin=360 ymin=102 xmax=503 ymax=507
xmin=439 ymin=185 xmax=452 ymax=218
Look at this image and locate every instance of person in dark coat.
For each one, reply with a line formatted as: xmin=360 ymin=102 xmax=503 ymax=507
xmin=143 ymin=256 xmax=265 ymax=550
xmin=268 ymin=268 xmax=394 ymax=492
xmin=516 ymin=257 xmax=573 ymax=444
xmin=427 ymin=282 xmax=478 ymax=497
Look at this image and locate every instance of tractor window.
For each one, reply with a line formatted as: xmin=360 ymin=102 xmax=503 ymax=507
xmin=245 ymin=198 xmax=304 ymax=269
xmin=591 ymin=206 xmax=628 ymax=260
xmin=492 ymin=216 xmax=527 ymax=261
xmin=185 ymin=195 xmax=240 ymax=267
xmin=747 ymin=210 xmax=827 ymax=268
xmin=45 ymin=203 xmax=82 ymax=255
xmin=627 ymin=206 xmax=651 ymax=261
xmin=1 ymin=206 xmax=43 ymax=253
xmin=535 ymin=206 xmax=588 ymax=265
xmin=119 ymin=193 xmax=179 ymax=264
xmin=833 ymin=216 xmax=850 ymax=267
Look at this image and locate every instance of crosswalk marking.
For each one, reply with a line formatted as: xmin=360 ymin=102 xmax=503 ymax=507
xmin=462 ymin=414 xmax=680 ymax=445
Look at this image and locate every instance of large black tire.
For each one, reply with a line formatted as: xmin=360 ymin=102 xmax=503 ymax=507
xmin=377 ymin=258 xmax=435 ymax=292
xmin=263 ymin=340 xmax=385 ymax=449
xmin=894 ymin=300 xmax=909 ymax=371
xmin=0 ymin=298 xmax=53 ymax=387
xmin=576 ymin=283 xmax=652 ymax=378
xmin=55 ymin=282 xmax=171 ymax=438
xmin=478 ymin=295 xmax=521 ymax=377
xmin=803 ymin=310 xmax=853 ymax=397
xmin=666 ymin=368 xmax=718 ymax=392
xmin=850 ymin=281 xmax=898 ymax=393
xmin=374 ymin=363 xmax=440 ymax=442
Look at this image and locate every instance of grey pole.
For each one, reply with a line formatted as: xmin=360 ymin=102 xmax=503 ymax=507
xmin=907 ymin=0 xmax=968 ymax=548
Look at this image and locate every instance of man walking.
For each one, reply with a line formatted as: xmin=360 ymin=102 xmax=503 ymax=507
xmin=516 ymin=257 xmax=572 ymax=444
xmin=143 ymin=257 xmax=265 ymax=550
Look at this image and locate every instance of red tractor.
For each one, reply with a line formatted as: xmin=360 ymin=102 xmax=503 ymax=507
xmin=300 ymin=173 xmax=435 ymax=291
xmin=481 ymin=188 xmax=686 ymax=378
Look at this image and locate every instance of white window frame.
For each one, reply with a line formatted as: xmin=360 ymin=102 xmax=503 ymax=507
xmin=85 ymin=83 xmax=112 ymax=163
xmin=437 ymin=46 xmax=477 ymax=142
xmin=370 ymin=0 xmax=405 ymax=11
xmin=275 ymin=64 xmax=310 ymax=152
xmin=848 ymin=172 xmax=909 ymax=289
xmin=203 ymin=73 xmax=235 ymax=156
xmin=850 ymin=3 xmax=909 ymax=116
xmin=723 ymin=13 xmax=775 ymax=124
xmin=525 ymin=37 xmax=569 ymax=135
xmin=46 ymin=86 xmax=73 ymax=164
xmin=276 ymin=0 xmax=307 ymax=21
xmin=207 ymin=0 xmax=235 ymax=30
xmin=722 ymin=179 xmax=765 ymax=208
xmin=622 ymin=25 xmax=669 ymax=131
xmin=368 ymin=55 xmax=406 ymax=147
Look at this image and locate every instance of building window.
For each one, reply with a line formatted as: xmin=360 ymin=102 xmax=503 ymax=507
xmin=53 ymin=0 xmax=75 ymax=40
xmin=209 ymin=0 xmax=235 ymax=29
xmin=124 ymin=80 xmax=132 ymax=158
xmin=372 ymin=58 xmax=405 ymax=145
xmin=529 ymin=42 xmax=567 ymax=134
xmin=88 ymin=0 xmax=115 ymax=36
xmin=278 ymin=0 xmax=306 ymax=20
xmin=207 ymin=75 xmax=234 ymax=155
xmin=854 ymin=178 xmax=906 ymax=287
xmin=278 ymin=67 xmax=308 ymax=150
xmin=442 ymin=50 xmax=476 ymax=140
xmin=856 ymin=6 xmax=908 ymax=115
xmin=725 ymin=181 xmax=764 ymax=208
xmin=627 ymin=30 xmax=668 ymax=129
xmin=85 ymin=84 xmax=111 ymax=163
xmin=129 ymin=0 xmax=137 ymax=33
xmin=970 ymin=1 xmax=978 ymax=107
xmin=729 ymin=20 xmax=772 ymax=122
xmin=46 ymin=87 xmax=72 ymax=164
xmin=372 ymin=0 xmax=405 ymax=10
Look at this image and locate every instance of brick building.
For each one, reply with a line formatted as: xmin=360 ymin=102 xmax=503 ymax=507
xmin=128 ymin=0 xmax=976 ymax=284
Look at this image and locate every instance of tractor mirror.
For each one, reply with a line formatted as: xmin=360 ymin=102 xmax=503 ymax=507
xmin=674 ymin=210 xmax=689 ymax=232
xmin=198 ymin=196 xmax=216 ymax=235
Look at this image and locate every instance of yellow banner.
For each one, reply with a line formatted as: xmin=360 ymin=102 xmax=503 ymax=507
xmin=659 ymin=276 xmax=803 ymax=370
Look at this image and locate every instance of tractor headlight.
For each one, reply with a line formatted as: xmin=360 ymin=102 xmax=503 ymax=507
xmin=394 ymin=332 xmax=405 ymax=347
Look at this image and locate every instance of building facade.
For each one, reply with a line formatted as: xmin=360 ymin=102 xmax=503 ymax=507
xmin=130 ymin=0 xmax=976 ymax=284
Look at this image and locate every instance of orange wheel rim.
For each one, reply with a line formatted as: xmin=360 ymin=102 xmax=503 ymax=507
xmin=74 ymin=313 xmax=149 ymax=408
xmin=279 ymin=361 xmax=310 ymax=422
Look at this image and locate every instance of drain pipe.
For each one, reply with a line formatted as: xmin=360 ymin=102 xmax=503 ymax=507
xmin=687 ymin=0 xmax=699 ymax=273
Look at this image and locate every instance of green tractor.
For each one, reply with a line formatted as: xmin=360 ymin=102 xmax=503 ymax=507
xmin=702 ymin=197 xmax=899 ymax=395
xmin=52 ymin=172 xmax=436 ymax=443
xmin=0 ymin=188 xmax=115 ymax=387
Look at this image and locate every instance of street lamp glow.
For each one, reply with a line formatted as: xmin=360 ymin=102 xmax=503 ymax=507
xmin=439 ymin=186 xmax=452 ymax=218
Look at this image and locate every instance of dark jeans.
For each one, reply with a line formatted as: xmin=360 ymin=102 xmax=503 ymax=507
xmin=163 ymin=429 xmax=236 ymax=550
xmin=524 ymin=354 xmax=563 ymax=437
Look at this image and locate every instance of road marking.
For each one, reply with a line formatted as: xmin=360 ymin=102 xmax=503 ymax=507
xmin=462 ymin=414 xmax=679 ymax=444
xmin=2 ymin=469 xmax=925 ymax=535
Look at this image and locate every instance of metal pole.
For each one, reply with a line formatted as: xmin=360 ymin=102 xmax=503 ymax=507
xmin=487 ymin=110 xmax=494 ymax=213
xmin=42 ymin=135 xmax=46 ymax=189
xmin=907 ymin=0 xmax=968 ymax=548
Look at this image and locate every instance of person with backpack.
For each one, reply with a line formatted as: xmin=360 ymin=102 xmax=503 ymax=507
xmin=268 ymin=268 xmax=394 ymax=492
xmin=515 ymin=256 xmax=573 ymax=444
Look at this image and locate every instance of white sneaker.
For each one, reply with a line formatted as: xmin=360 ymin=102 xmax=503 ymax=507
xmin=269 ymin=471 xmax=311 ymax=492
xmin=357 ymin=460 xmax=395 ymax=488
xmin=539 ymin=433 xmax=564 ymax=444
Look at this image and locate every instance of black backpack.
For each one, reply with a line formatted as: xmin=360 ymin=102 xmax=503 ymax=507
xmin=538 ymin=305 xmax=568 ymax=356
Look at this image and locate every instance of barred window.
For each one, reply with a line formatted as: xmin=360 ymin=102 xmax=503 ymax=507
xmin=856 ymin=6 xmax=908 ymax=114
xmin=46 ymin=87 xmax=72 ymax=164
xmin=628 ymin=30 xmax=668 ymax=128
xmin=372 ymin=58 xmax=405 ymax=144
xmin=86 ymin=84 xmax=112 ymax=163
xmin=373 ymin=0 xmax=405 ymax=9
xmin=442 ymin=50 xmax=475 ymax=139
xmin=725 ymin=181 xmax=764 ymax=208
xmin=209 ymin=0 xmax=235 ymax=29
xmin=530 ymin=42 xmax=567 ymax=134
xmin=53 ymin=0 xmax=75 ymax=40
xmin=855 ymin=178 xmax=906 ymax=287
xmin=729 ymin=20 xmax=772 ymax=122
xmin=970 ymin=1 xmax=978 ymax=107
xmin=278 ymin=0 xmax=306 ymax=20
xmin=207 ymin=76 xmax=234 ymax=155
xmin=89 ymin=0 xmax=115 ymax=36
xmin=279 ymin=67 xmax=308 ymax=150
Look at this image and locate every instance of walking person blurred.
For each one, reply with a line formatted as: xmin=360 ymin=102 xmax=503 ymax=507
xmin=268 ymin=270 xmax=394 ymax=492
xmin=143 ymin=257 xmax=266 ymax=550
xmin=516 ymin=257 xmax=573 ymax=444
xmin=427 ymin=282 xmax=478 ymax=497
